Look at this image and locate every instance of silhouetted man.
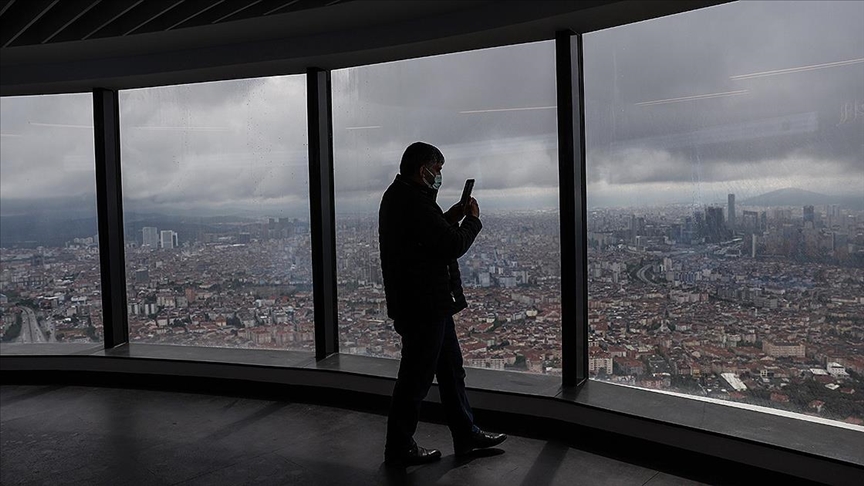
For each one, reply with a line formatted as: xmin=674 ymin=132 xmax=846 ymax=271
xmin=380 ymin=141 xmax=506 ymax=467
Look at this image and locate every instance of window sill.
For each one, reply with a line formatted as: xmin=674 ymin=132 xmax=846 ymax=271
xmin=1 ymin=343 xmax=861 ymax=484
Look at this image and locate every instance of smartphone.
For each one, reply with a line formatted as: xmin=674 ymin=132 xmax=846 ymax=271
xmin=460 ymin=179 xmax=475 ymax=207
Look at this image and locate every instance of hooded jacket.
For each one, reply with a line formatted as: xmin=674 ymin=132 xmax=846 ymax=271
xmin=378 ymin=174 xmax=482 ymax=323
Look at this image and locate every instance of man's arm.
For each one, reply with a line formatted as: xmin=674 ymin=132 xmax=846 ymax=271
xmin=415 ymin=199 xmax=482 ymax=260
xmin=443 ymin=202 xmax=464 ymax=225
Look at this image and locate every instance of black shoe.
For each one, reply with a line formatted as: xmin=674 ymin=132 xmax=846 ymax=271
xmin=384 ymin=444 xmax=442 ymax=467
xmin=454 ymin=429 xmax=507 ymax=456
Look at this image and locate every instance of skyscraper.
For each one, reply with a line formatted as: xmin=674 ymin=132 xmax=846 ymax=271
xmin=705 ymin=206 xmax=725 ymax=243
xmin=727 ymin=194 xmax=736 ymax=231
xmin=160 ymin=230 xmax=177 ymax=249
xmin=803 ymin=205 xmax=815 ymax=225
xmin=142 ymin=227 xmax=159 ymax=248
xmin=694 ymin=211 xmax=705 ymax=240
xmin=742 ymin=210 xmax=759 ymax=232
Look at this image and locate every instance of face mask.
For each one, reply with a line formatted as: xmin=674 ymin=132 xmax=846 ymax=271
xmin=423 ymin=166 xmax=442 ymax=190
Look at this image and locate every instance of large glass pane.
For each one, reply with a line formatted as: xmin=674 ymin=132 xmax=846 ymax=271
xmin=119 ymin=76 xmax=314 ymax=351
xmin=333 ymin=41 xmax=560 ymax=373
xmin=585 ymin=1 xmax=864 ymax=424
xmin=0 ymin=93 xmax=104 ymax=351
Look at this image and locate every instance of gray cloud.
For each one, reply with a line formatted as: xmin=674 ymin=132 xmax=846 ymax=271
xmin=583 ymin=0 xmax=864 ymax=194
xmin=0 ymin=94 xmax=96 ymax=204
xmin=118 ymin=76 xmax=310 ymax=217
xmin=1 ymin=0 xmax=861 ymax=219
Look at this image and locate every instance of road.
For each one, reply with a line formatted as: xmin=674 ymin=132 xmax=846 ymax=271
xmin=634 ymin=242 xmax=734 ymax=286
xmin=637 ymin=264 xmax=654 ymax=285
xmin=16 ymin=307 xmax=47 ymax=344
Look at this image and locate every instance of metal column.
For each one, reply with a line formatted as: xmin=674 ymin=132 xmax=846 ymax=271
xmin=556 ymin=31 xmax=589 ymax=387
xmin=307 ymin=68 xmax=339 ymax=360
xmin=93 ymin=88 xmax=129 ymax=349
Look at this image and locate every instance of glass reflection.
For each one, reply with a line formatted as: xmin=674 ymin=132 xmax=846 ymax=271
xmin=333 ymin=41 xmax=561 ymax=373
xmin=119 ymin=76 xmax=314 ymax=351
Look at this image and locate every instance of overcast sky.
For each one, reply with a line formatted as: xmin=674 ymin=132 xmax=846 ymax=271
xmin=1 ymin=0 xmax=861 ymax=219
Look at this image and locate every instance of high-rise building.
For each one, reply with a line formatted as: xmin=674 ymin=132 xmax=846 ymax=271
xmin=704 ymin=206 xmax=725 ymax=243
xmin=694 ymin=210 xmax=705 ymax=239
xmin=142 ymin=227 xmax=159 ymax=248
xmin=160 ymin=230 xmax=177 ymax=249
xmin=727 ymin=194 xmax=736 ymax=230
xmin=741 ymin=210 xmax=759 ymax=232
xmin=803 ymin=205 xmax=815 ymax=224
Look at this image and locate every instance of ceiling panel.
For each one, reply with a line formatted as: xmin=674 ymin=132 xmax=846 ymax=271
xmin=0 ymin=0 xmax=354 ymax=47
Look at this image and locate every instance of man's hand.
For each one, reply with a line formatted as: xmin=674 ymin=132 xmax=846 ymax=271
xmin=466 ymin=197 xmax=479 ymax=218
xmin=444 ymin=202 xmax=465 ymax=224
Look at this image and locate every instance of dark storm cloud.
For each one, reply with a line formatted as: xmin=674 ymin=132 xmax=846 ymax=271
xmin=330 ymin=40 xmax=559 ymax=208
xmin=333 ymin=0 xmax=862 ymax=209
xmin=583 ymin=0 xmax=864 ymax=194
xmin=118 ymin=76 xmax=310 ymax=216
xmin=1 ymin=1 xmax=861 ymax=216
xmin=336 ymin=40 xmax=556 ymax=132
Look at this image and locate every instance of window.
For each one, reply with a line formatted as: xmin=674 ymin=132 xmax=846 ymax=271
xmin=584 ymin=1 xmax=864 ymax=423
xmin=0 ymin=94 xmax=103 ymax=347
xmin=332 ymin=41 xmax=561 ymax=373
xmin=119 ymin=76 xmax=314 ymax=351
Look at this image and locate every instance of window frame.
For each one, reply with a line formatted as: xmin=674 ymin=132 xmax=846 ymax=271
xmin=1 ymin=4 xmax=861 ymax=478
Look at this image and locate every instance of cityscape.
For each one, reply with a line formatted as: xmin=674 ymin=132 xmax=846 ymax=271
xmin=1 ymin=189 xmax=862 ymax=424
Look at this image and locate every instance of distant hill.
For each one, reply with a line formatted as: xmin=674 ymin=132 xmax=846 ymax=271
xmin=0 ymin=215 xmax=97 ymax=248
xmin=0 ymin=208 xmax=267 ymax=248
xmin=741 ymin=188 xmax=863 ymax=209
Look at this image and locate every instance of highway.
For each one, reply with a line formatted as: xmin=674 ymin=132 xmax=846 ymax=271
xmin=633 ymin=240 xmax=742 ymax=286
xmin=17 ymin=307 xmax=47 ymax=344
xmin=636 ymin=264 xmax=654 ymax=285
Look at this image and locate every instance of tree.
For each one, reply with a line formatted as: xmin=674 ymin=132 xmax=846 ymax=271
xmin=86 ymin=321 xmax=97 ymax=341
xmin=19 ymin=299 xmax=37 ymax=309
xmin=513 ymin=355 xmax=527 ymax=369
xmin=1 ymin=313 xmax=23 ymax=342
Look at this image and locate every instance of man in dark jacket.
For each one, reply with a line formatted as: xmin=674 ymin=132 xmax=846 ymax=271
xmin=381 ymin=142 xmax=506 ymax=467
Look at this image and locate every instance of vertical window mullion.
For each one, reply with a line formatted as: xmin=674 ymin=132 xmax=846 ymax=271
xmin=573 ymin=33 xmax=589 ymax=386
xmin=307 ymin=68 xmax=339 ymax=360
xmin=556 ymin=31 xmax=589 ymax=386
xmin=93 ymin=88 xmax=129 ymax=349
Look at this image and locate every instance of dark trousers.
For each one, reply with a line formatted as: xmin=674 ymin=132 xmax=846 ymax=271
xmin=385 ymin=315 xmax=478 ymax=453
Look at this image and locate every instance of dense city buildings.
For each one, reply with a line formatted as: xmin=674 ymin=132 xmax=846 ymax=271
xmin=336 ymin=210 xmax=563 ymax=374
xmin=3 ymin=194 xmax=861 ymax=423
xmin=586 ymin=198 xmax=864 ymax=424
xmin=0 ymin=243 xmax=103 ymax=344
xmin=123 ymin=218 xmax=315 ymax=350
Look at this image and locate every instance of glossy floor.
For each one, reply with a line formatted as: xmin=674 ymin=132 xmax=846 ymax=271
xmin=0 ymin=385 xmax=755 ymax=485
